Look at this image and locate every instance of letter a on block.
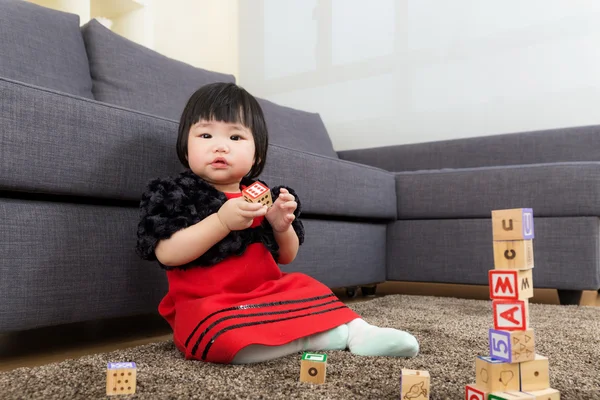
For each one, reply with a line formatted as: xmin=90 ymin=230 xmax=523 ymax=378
xmin=493 ymin=300 xmax=528 ymax=330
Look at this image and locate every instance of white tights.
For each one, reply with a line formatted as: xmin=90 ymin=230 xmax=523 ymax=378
xmin=231 ymin=318 xmax=419 ymax=364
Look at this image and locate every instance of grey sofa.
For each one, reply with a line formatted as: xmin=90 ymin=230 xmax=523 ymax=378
xmin=0 ymin=1 xmax=597 ymax=334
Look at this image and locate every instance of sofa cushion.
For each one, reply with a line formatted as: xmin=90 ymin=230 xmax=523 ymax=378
xmin=80 ymin=19 xmax=235 ymax=121
xmin=0 ymin=77 xmax=396 ymax=220
xmin=261 ymin=144 xmax=396 ymax=219
xmin=386 ymin=217 xmax=600 ymax=290
xmin=395 ymin=162 xmax=600 ymax=219
xmin=0 ymin=0 xmax=93 ymax=98
xmin=258 ymin=98 xmax=338 ymax=159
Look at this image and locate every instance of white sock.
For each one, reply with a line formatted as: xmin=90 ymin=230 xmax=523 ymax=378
xmin=346 ymin=318 xmax=419 ymax=357
xmin=231 ymin=339 xmax=304 ymax=364
xmin=303 ymin=324 xmax=349 ymax=351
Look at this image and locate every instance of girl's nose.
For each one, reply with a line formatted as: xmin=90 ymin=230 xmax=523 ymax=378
xmin=214 ymin=142 xmax=229 ymax=153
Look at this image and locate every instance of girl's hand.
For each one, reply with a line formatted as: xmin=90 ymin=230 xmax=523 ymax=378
xmin=217 ymin=197 xmax=267 ymax=231
xmin=266 ymin=188 xmax=297 ymax=233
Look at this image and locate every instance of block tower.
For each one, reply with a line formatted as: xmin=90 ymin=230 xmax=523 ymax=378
xmin=465 ymin=208 xmax=561 ymax=400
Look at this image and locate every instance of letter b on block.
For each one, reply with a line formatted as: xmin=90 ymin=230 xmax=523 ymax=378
xmin=492 ymin=208 xmax=534 ymax=241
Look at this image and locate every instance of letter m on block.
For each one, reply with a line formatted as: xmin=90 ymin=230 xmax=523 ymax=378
xmin=488 ymin=270 xmax=518 ymax=300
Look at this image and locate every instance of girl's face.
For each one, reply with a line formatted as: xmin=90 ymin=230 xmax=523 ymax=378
xmin=187 ymin=119 xmax=256 ymax=193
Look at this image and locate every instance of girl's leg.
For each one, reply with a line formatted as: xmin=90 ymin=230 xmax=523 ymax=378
xmin=346 ymin=318 xmax=419 ymax=357
xmin=231 ymin=339 xmax=304 ymax=364
xmin=231 ymin=324 xmax=349 ymax=364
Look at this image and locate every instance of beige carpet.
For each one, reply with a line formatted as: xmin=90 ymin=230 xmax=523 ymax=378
xmin=1 ymin=295 xmax=599 ymax=399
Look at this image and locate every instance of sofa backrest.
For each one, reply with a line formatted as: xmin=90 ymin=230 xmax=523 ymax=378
xmin=257 ymin=98 xmax=338 ymax=159
xmin=0 ymin=0 xmax=94 ymax=98
xmin=80 ymin=19 xmax=236 ymax=122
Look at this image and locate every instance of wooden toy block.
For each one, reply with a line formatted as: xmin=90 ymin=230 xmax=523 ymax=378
xmin=242 ymin=182 xmax=272 ymax=207
xmin=465 ymin=384 xmax=488 ymax=400
xmin=475 ymin=356 xmax=520 ymax=393
xmin=489 ymin=269 xmax=534 ymax=301
xmin=489 ymin=328 xmax=535 ymax=363
xmin=493 ymin=240 xmax=534 ymax=270
xmin=299 ymin=352 xmax=327 ymax=384
xmin=489 ymin=392 xmax=534 ymax=399
xmin=522 ymin=388 xmax=560 ymax=399
xmin=519 ymin=355 xmax=550 ymax=391
xmin=106 ymin=362 xmax=136 ymax=396
xmin=493 ymin=300 xmax=529 ymax=331
xmin=492 ymin=209 xmax=534 ymax=241
xmin=400 ymin=369 xmax=430 ymax=400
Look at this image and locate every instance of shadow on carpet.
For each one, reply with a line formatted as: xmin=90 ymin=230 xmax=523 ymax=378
xmin=1 ymin=295 xmax=599 ymax=400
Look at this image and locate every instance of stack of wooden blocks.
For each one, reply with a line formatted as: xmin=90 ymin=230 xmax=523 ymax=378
xmin=465 ymin=208 xmax=560 ymax=400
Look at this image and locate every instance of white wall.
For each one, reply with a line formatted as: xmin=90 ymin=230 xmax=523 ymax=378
xmin=153 ymin=0 xmax=239 ymax=78
xmin=26 ymin=0 xmax=239 ymax=78
xmin=238 ymin=0 xmax=600 ymax=151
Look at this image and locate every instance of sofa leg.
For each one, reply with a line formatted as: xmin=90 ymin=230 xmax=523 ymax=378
xmin=360 ymin=285 xmax=377 ymax=297
xmin=557 ymin=289 xmax=583 ymax=305
xmin=345 ymin=287 xmax=359 ymax=299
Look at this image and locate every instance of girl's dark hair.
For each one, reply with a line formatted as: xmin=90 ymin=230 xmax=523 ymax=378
xmin=176 ymin=82 xmax=268 ymax=179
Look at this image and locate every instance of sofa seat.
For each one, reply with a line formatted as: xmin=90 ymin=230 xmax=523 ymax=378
xmin=395 ymin=162 xmax=600 ymax=219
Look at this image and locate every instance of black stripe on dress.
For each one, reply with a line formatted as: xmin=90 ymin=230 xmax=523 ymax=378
xmin=190 ymin=298 xmax=343 ymax=356
xmin=184 ymin=293 xmax=336 ymax=348
xmin=197 ymin=304 xmax=349 ymax=360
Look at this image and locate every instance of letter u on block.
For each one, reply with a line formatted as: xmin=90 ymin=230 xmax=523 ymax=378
xmin=491 ymin=208 xmax=535 ymax=241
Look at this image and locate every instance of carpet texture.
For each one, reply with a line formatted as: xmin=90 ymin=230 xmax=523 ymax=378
xmin=1 ymin=295 xmax=599 ymax=399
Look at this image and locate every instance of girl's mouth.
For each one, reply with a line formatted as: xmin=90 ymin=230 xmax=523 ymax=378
xmin=211 ymin=158 xmax=229 ymax=168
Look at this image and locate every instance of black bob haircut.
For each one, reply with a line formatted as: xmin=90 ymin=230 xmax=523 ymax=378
xmin=176 ymin=82 xmax=269 ymax=179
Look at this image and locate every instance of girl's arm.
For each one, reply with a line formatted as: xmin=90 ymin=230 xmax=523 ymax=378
xmin=155 ymin=213 xmax=230 ymax=267
xmin=274 ymin=225 xmax=299 ymax=264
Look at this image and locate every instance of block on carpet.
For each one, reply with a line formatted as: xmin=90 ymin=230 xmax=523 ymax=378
xmin=519 ymin=355 xmax=550 ymax=392
xmin=400 ymin=369 xmax=430 ymax=400
xmin=476 ymin=356 xmax=520 ymax=392
xmin=465 ymin=383 xmax=488 ymax=399
xmin=489 ymin=391 xmax=534 ymax=399
xmin=299 ymin=352 xmax=327 ymax=384
xmin=106 ymin=362 xmax=136 ymax=396
xmin=522 ymin=388 xmax=560 ymax=399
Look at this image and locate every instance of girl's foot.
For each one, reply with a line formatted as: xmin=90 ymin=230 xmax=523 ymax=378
xmin=346 ymin=318 xmax=419 ymax=357
xmin=303 ymin=324 xmax=349 ymax=351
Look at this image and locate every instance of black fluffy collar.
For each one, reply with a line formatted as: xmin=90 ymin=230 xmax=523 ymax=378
xmin=135 ymin=169 xmax=304 ymax=270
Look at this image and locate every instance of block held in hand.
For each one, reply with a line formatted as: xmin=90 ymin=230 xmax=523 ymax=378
xmin=242 ymin=182 xmax=272 ymax=207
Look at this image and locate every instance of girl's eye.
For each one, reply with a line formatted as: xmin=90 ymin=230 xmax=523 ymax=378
xmin=200 ymin=133 xmax=211 ymax=138
xmin=230 ymin=135 xmax=241 ymax=141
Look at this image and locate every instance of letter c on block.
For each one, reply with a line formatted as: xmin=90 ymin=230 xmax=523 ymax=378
xmin=504 ymin=250 xmax=516 ymax=260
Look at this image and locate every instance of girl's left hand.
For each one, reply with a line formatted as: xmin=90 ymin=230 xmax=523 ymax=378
xmin=265 ymin=188 xmax=297 ymax=233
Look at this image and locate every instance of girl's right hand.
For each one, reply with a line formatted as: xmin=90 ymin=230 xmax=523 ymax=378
xmin=217 ymin=197 xmax=268 ymax=231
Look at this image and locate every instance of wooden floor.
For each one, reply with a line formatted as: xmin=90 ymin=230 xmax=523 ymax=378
xmin=0 ymin=282 xmax=597 ymax=372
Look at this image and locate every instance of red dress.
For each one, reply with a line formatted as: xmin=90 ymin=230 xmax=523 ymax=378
xmin=158 ymin=191 xmax=360 ymax=364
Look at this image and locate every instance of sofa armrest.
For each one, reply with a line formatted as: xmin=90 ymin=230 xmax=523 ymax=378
xmin=337 ymin=124 xmax=600 ymax=172
xmin=0 ymin=77 xmax=183 ymax=201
